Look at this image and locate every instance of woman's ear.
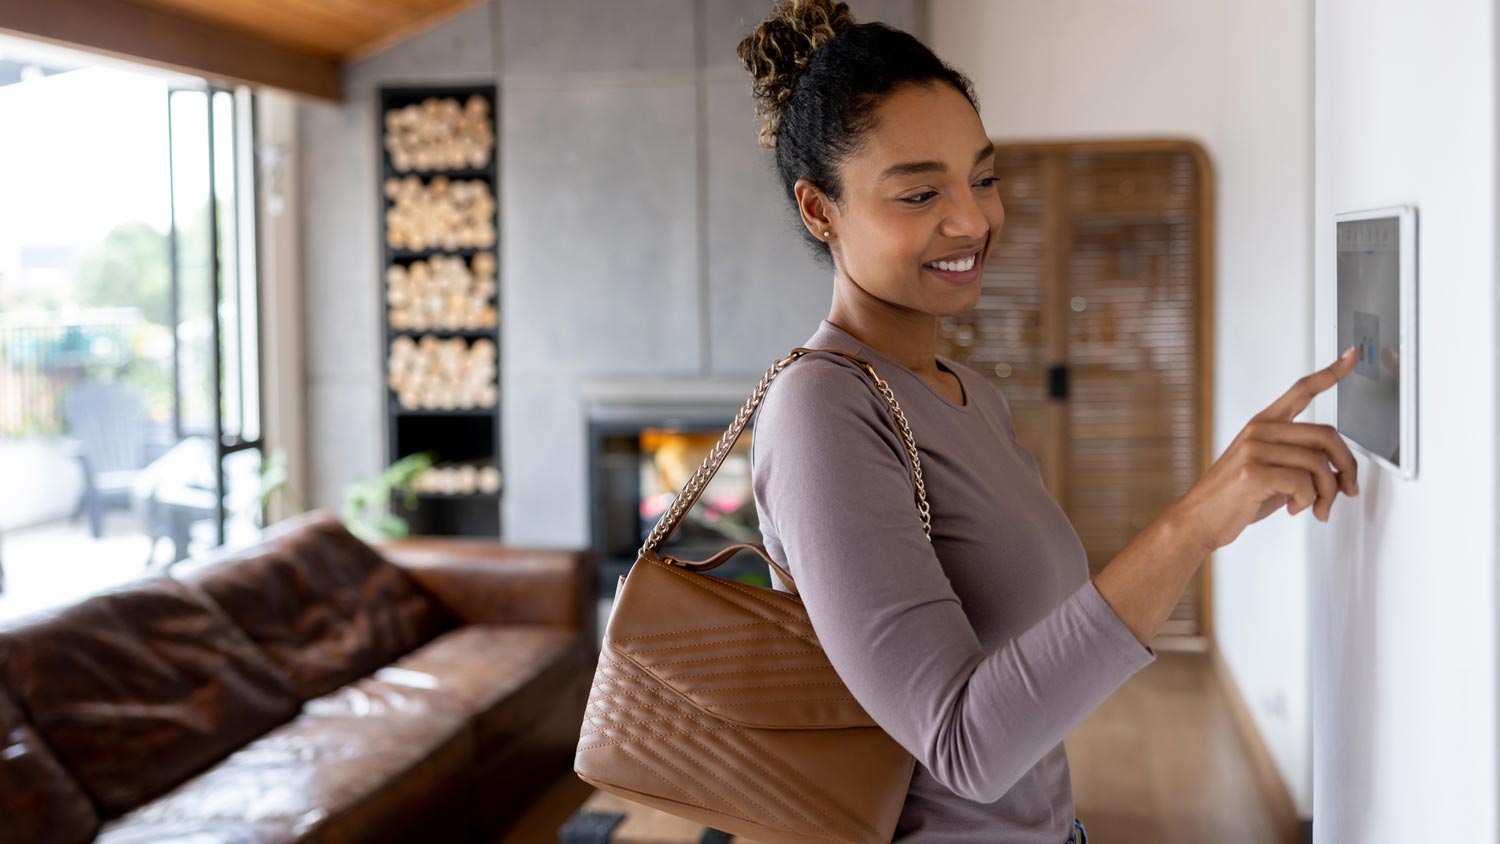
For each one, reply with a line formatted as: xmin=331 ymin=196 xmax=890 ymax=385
xmin=793 ymin=177 xmax=833 ymax=240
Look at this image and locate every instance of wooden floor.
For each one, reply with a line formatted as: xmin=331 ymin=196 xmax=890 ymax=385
xmin=1068 ymin=647 xmax=1295 ymax=844
xmin=502 ymin=648 xmax=1293 ymax=843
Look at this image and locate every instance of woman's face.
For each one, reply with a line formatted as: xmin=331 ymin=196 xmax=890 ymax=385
xmin=796 ymin=82 xmax=1004 ymax=317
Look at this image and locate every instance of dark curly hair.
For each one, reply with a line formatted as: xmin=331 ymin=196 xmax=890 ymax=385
xmin=736 ymin=0 xmax=981 ymax=266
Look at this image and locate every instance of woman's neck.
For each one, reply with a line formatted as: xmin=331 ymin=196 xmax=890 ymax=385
xmin=825 ymin=309 xmax=941 ymax=377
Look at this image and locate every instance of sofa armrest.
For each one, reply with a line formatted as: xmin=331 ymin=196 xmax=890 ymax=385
xmin=374 ymin=537 xmax=597 ymax=643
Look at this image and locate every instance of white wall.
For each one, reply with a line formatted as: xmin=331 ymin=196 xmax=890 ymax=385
xmin=928 ymin=0 xmax=1316 ymax=817
xmin=1311 ymin=1 xmax=1498 ymax=840
xmin=254 ymin=89 xmax=308 ymax=522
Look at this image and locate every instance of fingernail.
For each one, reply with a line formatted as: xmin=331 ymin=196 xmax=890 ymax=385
xmin=1340 ymin=345 xmax=1356 ymax=362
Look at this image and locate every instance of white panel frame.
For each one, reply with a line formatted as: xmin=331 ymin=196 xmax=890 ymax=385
xmin=1333 ymin=204 xmax=1417 ymax=481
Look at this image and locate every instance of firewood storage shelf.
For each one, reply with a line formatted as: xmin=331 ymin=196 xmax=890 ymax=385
xmin=378 ymin=83 xmax=501 ymax=538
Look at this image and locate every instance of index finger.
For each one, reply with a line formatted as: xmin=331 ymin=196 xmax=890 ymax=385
xmin=1252 ymin=346 xmax=1359 ymax=423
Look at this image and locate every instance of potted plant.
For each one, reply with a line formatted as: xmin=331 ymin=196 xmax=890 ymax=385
xmin=251 ymin=449 xmax=435 ymax=542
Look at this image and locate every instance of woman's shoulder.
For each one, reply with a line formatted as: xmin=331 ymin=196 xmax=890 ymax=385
xmin=752 ymin=350 xmax=904 ymax=454
xmin=759 ymin=350 xmax=887 ymax=420
xmin=751 ymin=349 xmax=912 ymax=474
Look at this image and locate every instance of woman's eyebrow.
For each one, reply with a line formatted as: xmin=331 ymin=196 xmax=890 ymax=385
xmin=877 ymin=141 xmax=996 ymax=182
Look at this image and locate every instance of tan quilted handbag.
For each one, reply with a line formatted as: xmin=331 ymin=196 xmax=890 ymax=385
xmin=573 ymin=346 xmax=931 ymax=843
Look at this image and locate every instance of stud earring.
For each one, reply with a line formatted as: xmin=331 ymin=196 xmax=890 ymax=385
xmin=822 ymin=230 xmax=831 ymax=238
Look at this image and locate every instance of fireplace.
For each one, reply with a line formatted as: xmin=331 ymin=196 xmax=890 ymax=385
xmin=587 ymin=408 xmax=771 ymax=602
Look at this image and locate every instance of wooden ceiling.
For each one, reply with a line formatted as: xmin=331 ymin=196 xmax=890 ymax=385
xmin=0 ymin=0 xmax=489 ymax=100
xmin=135 ymin=0 xmax=489 ymax=62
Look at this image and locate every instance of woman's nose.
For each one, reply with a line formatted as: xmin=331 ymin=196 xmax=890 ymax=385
xmin=944 ymin=195 xmax=990 ymax=239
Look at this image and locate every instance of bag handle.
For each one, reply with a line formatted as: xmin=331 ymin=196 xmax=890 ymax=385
xmin=640 ymin=346 xmax=933 ymax=591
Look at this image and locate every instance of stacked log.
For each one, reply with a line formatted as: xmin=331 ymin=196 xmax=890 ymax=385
xmin=410 ymin=458 xmax=503 ymax=495
xmin=387 ymin=335 xmax=497 ymax=410
xmin=384 ymin=175 xmax=496 ymax=250
xmin=384 ymin=94 xmax=493 ymax=171
xmin=387 ymin=252 xmax=497 ymax=331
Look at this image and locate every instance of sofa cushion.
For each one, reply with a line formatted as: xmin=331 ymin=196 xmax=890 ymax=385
xmin=306 ymin=624 xmax=587 ymax=758
xmin=184 ymin=511 xmax=450 ymax=701
xmin=0 ymin=684 xmax=99 ymax=844
xmin=95 ymin=701 xmax=475 ymax=844
xmin=0 ymin=576 xmax=301 ymax=816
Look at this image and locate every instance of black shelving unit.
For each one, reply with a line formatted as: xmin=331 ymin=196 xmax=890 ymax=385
xmin=378 ymin=83 xmax=501 ymax=537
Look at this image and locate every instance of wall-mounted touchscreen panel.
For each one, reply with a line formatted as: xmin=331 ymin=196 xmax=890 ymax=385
xmin=1335 ymin=205 xmax=1417 ymax=480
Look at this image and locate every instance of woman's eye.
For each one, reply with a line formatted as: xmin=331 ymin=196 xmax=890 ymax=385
xmin=902 ymin=178 xmax=999 ymax=205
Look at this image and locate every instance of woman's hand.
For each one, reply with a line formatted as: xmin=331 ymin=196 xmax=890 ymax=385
xmin=1172 ymin=346 xmax=1362 ymax=554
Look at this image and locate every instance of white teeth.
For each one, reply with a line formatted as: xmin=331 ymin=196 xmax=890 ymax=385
xmin=925 ymin=253 xmax=976 ymax=272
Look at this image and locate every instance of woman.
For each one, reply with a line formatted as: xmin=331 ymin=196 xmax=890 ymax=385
xmin=738 ymin=2 xmax=1360 ymax=841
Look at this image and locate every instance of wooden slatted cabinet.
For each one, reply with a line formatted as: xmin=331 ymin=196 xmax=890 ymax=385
xmin=937 ymin=140 xmax=1214 ymax=638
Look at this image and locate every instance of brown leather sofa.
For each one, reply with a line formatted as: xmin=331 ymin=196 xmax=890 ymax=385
xmin=0 ymin=510 xmax=598 ymax=844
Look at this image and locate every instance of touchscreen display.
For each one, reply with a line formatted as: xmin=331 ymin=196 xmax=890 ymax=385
xmin=1336 ymin=215 xmax=1402 ymax=464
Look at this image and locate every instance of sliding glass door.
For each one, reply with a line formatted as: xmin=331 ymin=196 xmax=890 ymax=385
xmin=166 ymin=83 xmax=262 ymax=551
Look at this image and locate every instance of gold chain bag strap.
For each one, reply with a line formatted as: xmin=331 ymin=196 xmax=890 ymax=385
xmin=573 ymin=346 xmax=931 ymax=844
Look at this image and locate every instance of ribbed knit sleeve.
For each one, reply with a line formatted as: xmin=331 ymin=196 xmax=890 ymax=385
xmin=750 ymin=353 xmax=1156 ymax=804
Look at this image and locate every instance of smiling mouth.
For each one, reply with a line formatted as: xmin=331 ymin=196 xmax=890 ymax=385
xmin=922 ymin=252 xmax=979 ymax=273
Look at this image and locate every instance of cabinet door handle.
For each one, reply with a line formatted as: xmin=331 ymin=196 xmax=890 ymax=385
xmin=1048 ymin=364 xmax=1070 ymax=400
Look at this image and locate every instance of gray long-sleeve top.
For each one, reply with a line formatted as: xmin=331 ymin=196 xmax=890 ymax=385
xmin=750 ymin=320 xmax=1157 ymax=842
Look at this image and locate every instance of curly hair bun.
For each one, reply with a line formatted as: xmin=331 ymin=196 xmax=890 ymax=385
xmin=737 ymin=0 xmax=857 ymax=148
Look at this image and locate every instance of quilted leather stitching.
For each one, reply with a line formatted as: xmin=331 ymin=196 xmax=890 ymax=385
xmin=580 ymin=703 xmax=729 ymax=752
xmin=583 ymin=671 xmax=704 ymax=726
xmin=611 ymin=741 xmax=785 ymax=834
xmin=629 ymin=632 xmax=811 ymax=654
xmin=588 ymin=655 xmax=761 ymax=742
xmin=649 ymin=559 xmax=804 ymax=622
xmin=641 ymin=649 xmax=824 ymax=668
xmin=683 ymin=732 xmax=844 ymax=834
xmin=590 ymin=665 xmax=663 ymax=695
xmin=584 ymin=668 xmax=682 ymax=727
xmin=675 ymin=680 xmax=847 ymax=691
xmin=583 ymin=657 xmax=674 ymax=714
xmin=582 ymin=704 xmax=723 ymax=743
xmin=705 ymin=696 xmax=862 ymax=707
xmin=587 ymin=719 xmax=879 ymax=840
xmin=584 ymin=691 xmax=678 ymax=726
xmin=699 ymin=721 xmax=886 ymax=838
xmin=584 ymin=683 xmax=668 ymax=712
xmin=599 ymin=651 xmax=668 ymax=689
xmin=616 ymin=741 xmax=734 ymax=810
xmin=580 ymin=709 xmax=709 ymax=738
xmin=729 ymin=726 xmax=887 ymax=841
xmin=608 ymin=643 xmax=866 ymax=717
xmin=652 ymin=731 xmax=804 ymax=831
xmin=613 ymin=620 xmax=786 ymax=643
xmin=671 ymin=729 xmax=831 ymax=834
xmin=581 ymin=716 xmax=732 ymax=751
xmin=585 ymin=662 xmax=828 ymax=839
xmin=666 ymin=665 xmax=836 ymax=679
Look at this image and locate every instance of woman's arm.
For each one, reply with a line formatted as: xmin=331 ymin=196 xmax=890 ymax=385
xmin=1091 ymin=503 xmax=1208 ymax=647
xmin=1094 ymin=347 xmax=1362 ymax=645
xmin=752 ymin=354 xmax=1155 ymax=805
